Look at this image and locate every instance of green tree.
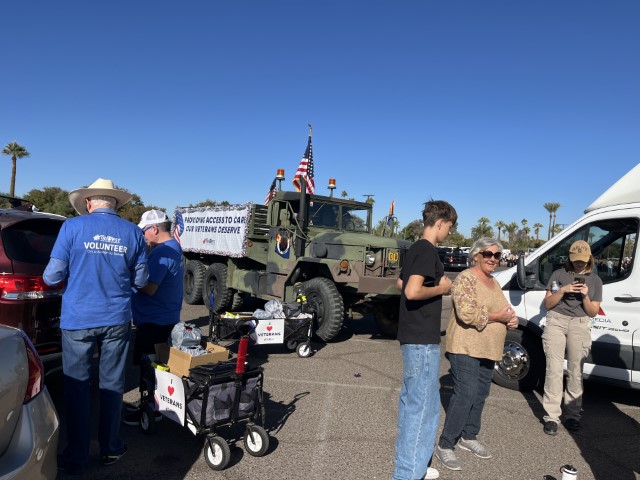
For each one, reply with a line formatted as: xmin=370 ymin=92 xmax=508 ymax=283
xmin=400 ymin=219 xmax=424 ymax=242
xmin=505 ymin=222 xmax=519 ymax=246
xmin=533 ymin=222 xmax=544 ymax=242
xmin=191 ymin=199 xmax=231 ymax=207
xmin=341 ymin=190 xmax=348 ymax=198
xmin=495 ymin=220 xmax=506 ymax=241
xmin=544 ymin=202 xmax=561 ymax=240
xmin=24 ymin=187 xmax=76 ymax=217
xmin=447 ymin=228 xmax=466 ymax=247
xmin=374 ymin=218 xmax=400 ymax=237
xmin=471 ymin=217 xmax=493 ymax=240
xmin=2 ymin=142 xmax=30 ymax=197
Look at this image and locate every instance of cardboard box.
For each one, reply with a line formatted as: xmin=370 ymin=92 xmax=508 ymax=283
xmin=154 ymin=342 xmax=229 ymax=378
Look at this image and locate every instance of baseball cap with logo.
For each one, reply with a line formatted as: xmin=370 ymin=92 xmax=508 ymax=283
xmin=138 ymin=209 xmax=169 ymax=229
xmin=568 ymin=240 xmax=591 ymax=262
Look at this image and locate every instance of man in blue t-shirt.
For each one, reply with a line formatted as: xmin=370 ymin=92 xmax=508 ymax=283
xmin=43 ymin=178 xmax=148 ymax=474
xmin=123 ymin=209 xmax=184 ymax=425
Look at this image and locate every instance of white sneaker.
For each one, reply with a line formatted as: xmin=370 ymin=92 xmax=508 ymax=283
xmin=424 ymin=466 xmax=440 ymax=479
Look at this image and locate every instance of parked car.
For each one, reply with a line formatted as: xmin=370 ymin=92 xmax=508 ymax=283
xmin=0 ymin=196 xmax=66 ymax=373
xmin=437 ymin=246 xmax=469 ymax=271
xmin=0 ymin=324 xmax=60 ymax=479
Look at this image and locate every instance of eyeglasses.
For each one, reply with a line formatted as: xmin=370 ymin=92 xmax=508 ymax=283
xmin=480 ymin=251 xmax=502 ymax=260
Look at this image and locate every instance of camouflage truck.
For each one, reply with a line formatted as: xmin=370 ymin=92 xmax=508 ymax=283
xmin=175 ymin=187 xmax=410 ymax=341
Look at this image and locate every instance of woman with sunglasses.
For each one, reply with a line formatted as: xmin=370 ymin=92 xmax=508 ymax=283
xmin=541 ymin=240 xmax=602 ymax=436
xmin=435 ymin=238 xmax=518 ymax=472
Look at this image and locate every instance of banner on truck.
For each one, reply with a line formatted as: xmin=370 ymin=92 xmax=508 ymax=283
xmin=173 ymin=203 xmax=252 ymax=258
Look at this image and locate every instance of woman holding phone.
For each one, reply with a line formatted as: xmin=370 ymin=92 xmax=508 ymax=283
xmin=541 ymin=240 xmax=603 ymax=435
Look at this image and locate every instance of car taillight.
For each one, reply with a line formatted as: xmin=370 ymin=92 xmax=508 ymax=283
xmin=21 ymin=332 xmax=44 ymax=403
xmin=0 ymin=275 xmax=64 ymax=300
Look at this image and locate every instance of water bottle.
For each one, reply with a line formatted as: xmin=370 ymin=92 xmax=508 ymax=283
xmin=551 ymin=281 xmax=559 ymax=294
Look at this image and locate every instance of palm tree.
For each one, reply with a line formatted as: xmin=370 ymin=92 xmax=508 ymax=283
xmin=495 ymin=220 xmax=506 ymax=241
xmin=505 ymin=222 xmax=519 ymax=246
xmin=2 ymin=142 xmax=30 ymax=197
xmin=471 ymin=217 xmax=493 ymax=240
xmin=533 ymin=222 xmax=544 ymax=242
xmin=543 ymin=202 xmax=561 ymax=240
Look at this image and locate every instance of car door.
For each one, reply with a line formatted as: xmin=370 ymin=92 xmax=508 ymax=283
xmin=526 ymin=211 xmax=639 ymax=384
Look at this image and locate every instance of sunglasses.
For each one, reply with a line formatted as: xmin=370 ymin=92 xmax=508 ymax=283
xmin=142 ymin=225 xmax=154 ymax=233
xmin=480 ymin=251 xmax=502 ymax=260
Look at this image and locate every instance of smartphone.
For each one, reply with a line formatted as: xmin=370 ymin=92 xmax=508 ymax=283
xmin=574 ymin=276 xmax=585 ymax=284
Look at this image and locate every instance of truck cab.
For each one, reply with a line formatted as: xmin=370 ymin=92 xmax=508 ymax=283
xmin=493 ymin=164 xmax=640 ymax=391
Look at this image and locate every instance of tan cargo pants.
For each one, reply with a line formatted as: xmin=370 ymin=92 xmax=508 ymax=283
xmin=542 ymin=310 xmax=592 ymax=423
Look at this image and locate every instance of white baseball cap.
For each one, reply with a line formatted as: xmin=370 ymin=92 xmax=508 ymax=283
xmin=138 ymin=209 xmax=169 ymax=229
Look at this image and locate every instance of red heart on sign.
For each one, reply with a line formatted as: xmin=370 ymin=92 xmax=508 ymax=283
xmin=168 ymin=385 xmax=175 ymax=396
xmin=266 ymin=325 xmax=272 ymax=331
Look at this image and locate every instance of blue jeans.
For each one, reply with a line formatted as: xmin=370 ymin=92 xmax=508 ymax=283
xmin=61 ymin=323 xmax=130 ymax=470
xmin=438 ymin=353 xmax=494 ymax=450
xmin=392 ymin=343 xmax=441 ymax=480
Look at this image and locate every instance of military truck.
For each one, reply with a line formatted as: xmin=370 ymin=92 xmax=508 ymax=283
xmin=175 ymin=186 xmax=410 ymax=341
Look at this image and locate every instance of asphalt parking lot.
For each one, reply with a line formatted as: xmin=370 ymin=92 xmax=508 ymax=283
xmin=50 ymin=294 xmax=640 ymax=480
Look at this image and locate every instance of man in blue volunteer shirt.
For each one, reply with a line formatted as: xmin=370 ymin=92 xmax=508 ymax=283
xmin=123 ymin=209 xmax=184 ymax=425
xmin=44 ymin=178 xmax=148 ymax=474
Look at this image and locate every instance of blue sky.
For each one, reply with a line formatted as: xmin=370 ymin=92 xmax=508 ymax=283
xmin=1 ymin=1 xmax=638 ymax=237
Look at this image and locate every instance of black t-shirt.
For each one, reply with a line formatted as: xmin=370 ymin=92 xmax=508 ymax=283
xmin=397 ymin=239 xmax=444 ymax=345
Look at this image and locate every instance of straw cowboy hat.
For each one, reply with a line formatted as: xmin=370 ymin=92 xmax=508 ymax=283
xmin=68 ymin=178 xmax=133 ymax=215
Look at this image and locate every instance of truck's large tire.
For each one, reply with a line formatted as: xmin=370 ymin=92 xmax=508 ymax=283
xmin=372 ymin=299 xmax=399 ymax=338
xmin=230 ymin=291 xmax=244 ymax=311
xmin=303 ymin=277 xmax=344 ymax=342
xmin=493 ymin=328 xmax=545 ymax=391
xmin=202 ymin=263 xmax=233 ymax=312
xmin=184 ymin=259 xmax=206 ymax=305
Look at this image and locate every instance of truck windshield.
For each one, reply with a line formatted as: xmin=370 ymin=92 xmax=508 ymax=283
xmin=341 ymin=206 xmax=369 ymax=232
xmin=309 ymin=202 xmax=370 ymax=232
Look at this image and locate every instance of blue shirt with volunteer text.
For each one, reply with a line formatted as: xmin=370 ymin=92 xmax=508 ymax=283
xmin=132 ymin=239 xmax=184 ymax=326
xmin=46 ymin=208 xmax=148 ymax=330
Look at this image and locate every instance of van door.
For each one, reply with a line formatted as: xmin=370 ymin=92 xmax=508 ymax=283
xmin=529 ymin=213 xmax=639 ymax=385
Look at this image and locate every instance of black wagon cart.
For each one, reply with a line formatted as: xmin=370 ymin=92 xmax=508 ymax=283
xmin=137 ymin=355 xmax=269 ymax=471
xmin=210 ymin=311 xmax=315 ymax=358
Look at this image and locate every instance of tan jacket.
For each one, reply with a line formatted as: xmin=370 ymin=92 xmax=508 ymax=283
xmin=445 ymin=269 xmax=509 ymax=361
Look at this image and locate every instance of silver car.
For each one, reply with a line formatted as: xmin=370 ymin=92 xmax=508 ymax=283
xmin=0 ymin=325 xmax=59 ymax=479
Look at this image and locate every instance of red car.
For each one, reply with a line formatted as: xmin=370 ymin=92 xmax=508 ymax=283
xmin=0 ymin=197 xmax=65 ymax=373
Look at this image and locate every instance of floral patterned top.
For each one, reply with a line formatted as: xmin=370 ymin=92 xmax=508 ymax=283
xmin=445 ymin=268 xmax=509 ymax=361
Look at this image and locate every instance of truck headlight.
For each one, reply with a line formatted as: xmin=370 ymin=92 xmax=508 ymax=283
xmin=365 ymin=251 xmax=376 ymax=266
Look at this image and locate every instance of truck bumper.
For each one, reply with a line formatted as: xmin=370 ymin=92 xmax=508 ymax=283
xmin=357 ymin=277 xmax=400 ymax=295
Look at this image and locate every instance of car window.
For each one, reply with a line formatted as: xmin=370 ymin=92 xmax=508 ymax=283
xmin=537 ymin=218 xmax=638 ymax=286
xmin=1 ymin=219 xmax=63 ymax=265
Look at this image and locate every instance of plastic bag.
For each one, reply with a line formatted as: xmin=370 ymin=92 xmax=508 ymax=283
xmin=170 ymin=323 xmax=202 ymax=349
xmin=253 ymin=299 xmax=286 ymax=319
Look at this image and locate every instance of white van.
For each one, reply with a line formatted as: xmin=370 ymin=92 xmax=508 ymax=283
xmin=493 ymin=164 xmax=639 ymax=391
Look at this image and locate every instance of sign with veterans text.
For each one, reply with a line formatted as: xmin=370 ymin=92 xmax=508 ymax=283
xmin=174 ymin=203 xmax=252 ymax=257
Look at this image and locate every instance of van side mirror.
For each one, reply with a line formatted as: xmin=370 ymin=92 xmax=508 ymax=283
xmin=516 ymin=255 xmax=527 ymax=289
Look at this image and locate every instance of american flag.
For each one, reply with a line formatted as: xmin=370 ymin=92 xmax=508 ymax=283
xmin=292 ymin=134 xmax=315 ymax=195
xmin=264 ymin=177 xmax=277 ymax=205
xmin=173 ymin=210 xmax=184 ymax=244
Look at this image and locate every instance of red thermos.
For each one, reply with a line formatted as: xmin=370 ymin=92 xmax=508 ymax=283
xmin=236 ymin=337 xmax=248 ymax=374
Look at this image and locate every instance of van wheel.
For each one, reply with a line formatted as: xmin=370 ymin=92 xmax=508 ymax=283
xmin=184 ymin=260 xmax=206 ymax=305
xmin=493 ymin=328 xmax=545 ymax=391
xmin=372 ymin=300 xmax=399 ymax=338
xmin=303 ymin=277 xmax=344 ymax=342
xmin=202 ymin=263 xmax=233 ymax=312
